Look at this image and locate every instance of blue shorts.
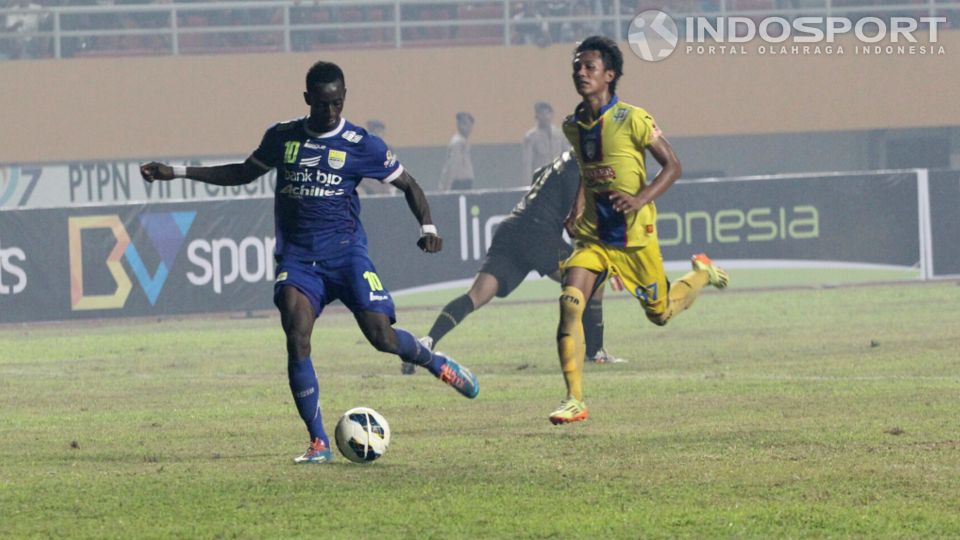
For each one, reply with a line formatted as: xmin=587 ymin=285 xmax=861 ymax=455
xmin=273 ymin=247 xmax=396 ymax=322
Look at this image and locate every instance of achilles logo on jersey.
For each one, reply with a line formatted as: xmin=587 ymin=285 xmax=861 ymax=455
xmin=0 ymin=237 xmax=27 ymax=295
xmin=279 ymin=185 xmax=346 ymax=198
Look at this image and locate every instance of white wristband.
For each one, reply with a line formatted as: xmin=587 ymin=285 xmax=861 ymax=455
xmin=171 ymin=165 xmax=187 ymax=178
xmin=420 ymin=224 xmax=438 ymax=236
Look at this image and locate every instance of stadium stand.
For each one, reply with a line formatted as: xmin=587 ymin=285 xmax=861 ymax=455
xmin=0 ymin=0 xmax=955 ymax=61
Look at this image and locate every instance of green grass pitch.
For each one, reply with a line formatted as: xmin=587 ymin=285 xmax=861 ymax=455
xmin=2 ymin=277 xmax=959 ymax=538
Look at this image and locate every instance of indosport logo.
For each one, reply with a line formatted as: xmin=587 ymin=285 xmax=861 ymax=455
xmin=627 ymin=10 xmax=680 ymax=62
xmin=628 ymin=9 xmax=946 ymax=61
xmin=68 ymin=212 xmax=196 ymax=310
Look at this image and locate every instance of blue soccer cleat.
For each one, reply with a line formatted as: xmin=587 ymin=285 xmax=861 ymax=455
xmin=294 ymin=438 xmax=334 ymax=464
xmin=435 ymin=354 xmax=479 ymax=399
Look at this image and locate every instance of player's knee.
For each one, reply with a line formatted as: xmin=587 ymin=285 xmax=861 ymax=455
xmin=558 ymin=286 xmax=586 ymax=333
xmin=468 ymin=289 xmax=491 ymax=309
xmin=285 ymin=328 xmax=312 ymax=359
xmin=646 ymin=311 xmax=669 ymax=327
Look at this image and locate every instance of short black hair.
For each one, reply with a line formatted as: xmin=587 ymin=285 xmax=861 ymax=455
xmin=456 ymin=111 xmax=474 ymax=124
xmin=306 ymin=61 xmax=345 ymax=90
xmin=574 ymin=35 xmax=624 ymax=95
xmin=534 ymin=101 xmax=553 ymax=113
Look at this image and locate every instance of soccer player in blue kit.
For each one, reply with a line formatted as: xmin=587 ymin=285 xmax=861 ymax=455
xmin=140 ymin=61 xmax=479 ymax=464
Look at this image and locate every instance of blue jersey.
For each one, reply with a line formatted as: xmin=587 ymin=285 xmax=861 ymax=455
xmin=250 ymin=117 xmax=403 ymax=260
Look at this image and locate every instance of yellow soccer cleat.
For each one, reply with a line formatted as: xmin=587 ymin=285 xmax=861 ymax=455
xmin=549 ymin=397 xmax=589 ymax=425
xmin=691 ymin=253 xmax=729 ymax=289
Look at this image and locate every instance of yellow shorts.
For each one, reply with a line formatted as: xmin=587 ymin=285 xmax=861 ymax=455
xmin=562 ymin=237 xmax=668 ymax=318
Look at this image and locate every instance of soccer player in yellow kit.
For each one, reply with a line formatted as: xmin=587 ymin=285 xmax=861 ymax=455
xmin=549 ymin=36 xmax=729 ymax=425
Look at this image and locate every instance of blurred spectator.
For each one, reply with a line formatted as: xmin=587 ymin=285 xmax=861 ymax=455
xmin=440 ymin=112 xmax=476 ymax=192
xmin=512 ymin=1 xmax=551 ymax=46
xmin=559 ymin=1 xmax=602 ymax=43
xmin=360 ymin=119 xmax=399 ymax=196
xmin=522 ymin=102 xmax=569 ymax=181
xmin=4 ymin=0 xmax=47 ymax=59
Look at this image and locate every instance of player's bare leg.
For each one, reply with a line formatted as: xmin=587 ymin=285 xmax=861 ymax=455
xmin=357 ymin=311 xmax=478 ymax=398
xmin=279 ymin=286 xmax=333 ymax=463
xmin=550 ymin=266 xmax=597 ymax=424
xmin=649 ymin=253 xmax=729 ymax=326
xmin=467 ymin=272 xmax=500 ymax=310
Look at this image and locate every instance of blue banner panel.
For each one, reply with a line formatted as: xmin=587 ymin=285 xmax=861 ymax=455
xmin=929 ymin=171 xmax=960 ymax=276
xmin=0 ymin=171 xmax=928 ymax=323
xmin=655 ymin=172 xmax=920 ymax=266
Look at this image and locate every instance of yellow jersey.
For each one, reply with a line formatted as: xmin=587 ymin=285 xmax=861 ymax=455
xmin=562 ymin=96 xmax=662 ymax=248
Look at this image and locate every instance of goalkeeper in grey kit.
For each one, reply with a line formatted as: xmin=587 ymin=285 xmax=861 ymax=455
xmin=410 ymin=151 xmax=624 ymax=374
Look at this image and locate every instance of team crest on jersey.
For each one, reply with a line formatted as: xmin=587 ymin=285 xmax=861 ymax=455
xmin=328 ymin=149 xmax=347 ymax=169
xmin=584 ymin=138 xmax=598 ymax=161
xmin=342 ymin=130 xmax=363 ymax=143
xmin=613 ymin=108 xmax=628 ymax=122
xmin=384 ymin=150 xmax=397 ymax=168
xmin=578 ymin=123 xmax=602 ymax=163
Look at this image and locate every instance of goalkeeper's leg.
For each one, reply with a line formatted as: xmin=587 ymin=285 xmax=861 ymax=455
xmin=425 ymin=272 xmax=499 ymax=347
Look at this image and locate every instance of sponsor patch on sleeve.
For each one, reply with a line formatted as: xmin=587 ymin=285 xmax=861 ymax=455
xmin=648 ymin=117 xmax=662 ymax=143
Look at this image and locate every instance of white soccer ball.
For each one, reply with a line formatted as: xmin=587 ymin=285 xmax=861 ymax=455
xmin=335 ymin=407 xmax=391 ymax=463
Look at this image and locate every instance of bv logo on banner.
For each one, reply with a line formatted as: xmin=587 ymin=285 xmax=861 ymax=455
xmin=68 ymin=212 xmax=196 ymax=310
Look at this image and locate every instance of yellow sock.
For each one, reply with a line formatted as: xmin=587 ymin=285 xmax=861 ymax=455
xmin=557 ymin=286 xmax=586 ymax=401
xmin=660 ymin=270 xmax=710 ymax=323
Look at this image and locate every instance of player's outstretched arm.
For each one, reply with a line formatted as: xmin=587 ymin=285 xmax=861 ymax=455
xmin=608 ymin=136 xmax=682 ymax=214
xmin=391 ymin=170 xmax=442 ymax=253
xmin=140 ymin=158 xmax=267 ymax=186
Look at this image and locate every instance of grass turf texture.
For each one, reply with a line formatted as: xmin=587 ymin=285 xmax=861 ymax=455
xmin=2 ymin=280 xmax=959 ymax=538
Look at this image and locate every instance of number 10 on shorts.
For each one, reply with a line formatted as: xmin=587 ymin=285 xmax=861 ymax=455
xmin=363 ymin=271 xmax=384 ymax=292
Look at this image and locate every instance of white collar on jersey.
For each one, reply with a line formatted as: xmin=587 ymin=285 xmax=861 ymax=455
xmin=304 ymin=117 xmax=345 ymax=139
